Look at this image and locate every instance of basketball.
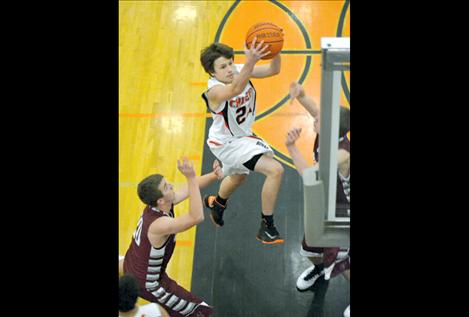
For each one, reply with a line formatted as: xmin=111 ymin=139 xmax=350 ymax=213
xmin=245 ymin=22 xmax=283 ymax=60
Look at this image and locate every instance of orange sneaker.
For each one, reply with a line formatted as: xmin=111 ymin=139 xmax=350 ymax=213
xmin=203 ymin=195 xmax=226 ymax=227
xmin=256 ymin=220 xmax=284 ymax=245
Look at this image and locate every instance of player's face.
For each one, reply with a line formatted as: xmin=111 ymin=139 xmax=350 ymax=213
xmin=158 ymin=178 xmax=175 ymax=202
xmin=212 ymin=56 xmax=235 ymax=84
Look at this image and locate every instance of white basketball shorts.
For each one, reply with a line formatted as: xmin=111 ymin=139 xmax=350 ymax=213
xmin=207 ymin=135 xmax=274 ymax=176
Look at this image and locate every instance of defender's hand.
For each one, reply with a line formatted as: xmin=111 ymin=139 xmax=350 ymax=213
xmin=289 ymin=82 xmax=305 ymax=104
xmin=177 ymin=157 xmax=196 ymax=179
xmin=285 ymin=127 xmax=302 ymax=146
xmin=212 ymin=159 xmax=224 ymax=180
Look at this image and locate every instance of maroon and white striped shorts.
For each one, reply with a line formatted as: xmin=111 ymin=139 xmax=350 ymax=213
xmin=139 ymin=273 xmax=213 ymax=317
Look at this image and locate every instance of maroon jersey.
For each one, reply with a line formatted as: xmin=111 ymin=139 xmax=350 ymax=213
xmin=336 ymin=135 xmax=350 ymax=217
xmin=124 ymin=205 xmax=213 ymax=316
xmin=313 ymin=132 xmax=350 ymax=163
xmin=301 ymin=132 xmax=351 ymax=271
xmin=312 ymin=132 xmax=350 ymax=217
xmin=124 ymin=205 xmax=176 ymax=292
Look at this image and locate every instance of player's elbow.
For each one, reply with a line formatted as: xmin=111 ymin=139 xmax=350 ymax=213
xmin=191 ymin=211 xmax=204 ymax=225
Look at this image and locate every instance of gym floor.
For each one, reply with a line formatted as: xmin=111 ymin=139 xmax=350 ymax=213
xmin=119 ymin=1 xmax=350 ymax=316
xmin=191 ymin=123 xmax=350 ymax=316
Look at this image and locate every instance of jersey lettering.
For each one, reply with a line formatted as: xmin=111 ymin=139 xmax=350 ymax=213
xmin=236 ymin=106 xmax=247 ymax=124
xmin=133 ymin=216 xmax=144 ymax=246
xmin=256 ymin=140 xmax=269 ymax=149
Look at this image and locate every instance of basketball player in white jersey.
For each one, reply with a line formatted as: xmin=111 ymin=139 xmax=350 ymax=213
xmin=199 ymin=38 xmax=284 ymax=244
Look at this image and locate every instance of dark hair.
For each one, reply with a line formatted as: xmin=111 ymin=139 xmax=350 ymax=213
xmin=137 ymin=174 xmax=164 ymax=206
xmin=119 ymin=274 xmax=139 ymax=312
xmin=339 ymin=106 xmax=350 ymax=137
xmin=200 ymin=42 xmax=234 ymax=75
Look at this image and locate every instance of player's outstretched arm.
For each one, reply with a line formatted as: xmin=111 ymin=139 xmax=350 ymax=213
xmin=149 ymin=158 xmax=204 ymax=236
xmin=251 ymin=53 xmax=281 ymax=78
xmin=289 ymin=82 xmax=319 ymax=118
xmin=173 ymin=159 xmax=223 ymax=205
xmin=285 ymin=128 xmax=310 ymax=177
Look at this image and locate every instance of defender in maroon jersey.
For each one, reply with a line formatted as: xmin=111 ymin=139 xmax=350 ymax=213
xmin=286 ymin=82 xmax=350 ymax=317
xmin=123 ymin=158 xmax=222 ymax=317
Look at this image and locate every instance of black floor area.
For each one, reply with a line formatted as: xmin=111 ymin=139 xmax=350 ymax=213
xmin=192 ymin=121 xmax=349 ymax=317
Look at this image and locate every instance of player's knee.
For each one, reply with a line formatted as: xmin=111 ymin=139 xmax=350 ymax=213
xmin=230 ymin=174 xmax=247 ymax=186
xmin=274 ymin=162 xmax=285 ymax=177
xmin=270 ymin=162 xmax=284 ymax=178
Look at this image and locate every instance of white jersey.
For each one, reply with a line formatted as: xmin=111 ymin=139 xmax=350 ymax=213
xmin=202 ymin=64 xmax=257 ymax=146
xmin=201 ymin=64 xmax=274 ymax=176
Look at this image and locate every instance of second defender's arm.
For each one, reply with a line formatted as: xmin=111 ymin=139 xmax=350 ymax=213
xmin=285 ymin=128 xmax=310 ymax=177
xmin=289 ymin=82 xmax=319 ymax=118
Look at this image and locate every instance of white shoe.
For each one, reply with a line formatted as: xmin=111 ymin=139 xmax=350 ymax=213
xmin=344 ymin=305 xmax=350 ymax=317
xmin=323 ymin=262 xmax=336 ymax=280
xmin=296 ymin=264 xmax=324 ymax=291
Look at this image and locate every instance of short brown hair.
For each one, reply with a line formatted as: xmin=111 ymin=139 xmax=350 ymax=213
xmin=200 ymin=42 xmax=234 ymax=75
xmin=137 ymin=174 xmax=164 ymax=206
xmin=119 ymin=274 xmax=139 ymax=312
xmin=339 ymin=106 xmax=350 ymax=137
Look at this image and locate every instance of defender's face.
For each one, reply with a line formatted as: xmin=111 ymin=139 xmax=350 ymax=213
xmin=158 ymin=178 xmax=175 ymax=203
xmin=212 ymin=56 xmax=236 ymax=84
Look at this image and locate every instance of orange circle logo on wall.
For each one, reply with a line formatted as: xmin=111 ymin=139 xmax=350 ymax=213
xmin=212 ymin=0 xmax=349 ymax=168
